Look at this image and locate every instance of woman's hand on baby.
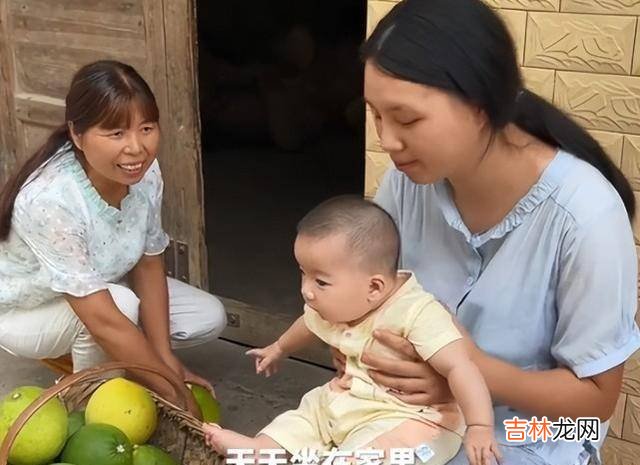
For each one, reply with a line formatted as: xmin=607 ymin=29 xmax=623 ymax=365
xmin=361 ymin=329 xmax=453 ymax=406
xmin=464 ymin=425 xmax=502 ymax=465
xmin=246 ymin=341 xmax=285 ymax=377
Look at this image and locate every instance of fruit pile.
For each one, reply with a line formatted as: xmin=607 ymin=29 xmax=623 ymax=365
xmin=0 ymin=378 xmax=221 ymax=465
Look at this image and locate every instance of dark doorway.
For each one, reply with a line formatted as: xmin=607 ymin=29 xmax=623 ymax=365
xmin=197 ymin=0 xmax=367 ymax=326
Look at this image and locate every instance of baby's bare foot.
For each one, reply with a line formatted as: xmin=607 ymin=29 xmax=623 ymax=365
xmin=204 ymin=424 xmax=262 ymax=456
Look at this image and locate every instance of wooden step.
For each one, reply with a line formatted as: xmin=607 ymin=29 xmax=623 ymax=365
xmin=40 ymin=354 xmax=73 ymax=375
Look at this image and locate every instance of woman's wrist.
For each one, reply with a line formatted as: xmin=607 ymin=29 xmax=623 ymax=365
xmin=151 ymin=338 xmax=173 ymax=357
xmin=157 ymin=347 xmax=175 ymax=364
xmin=157 ymin=349 xmax=186 ymax=379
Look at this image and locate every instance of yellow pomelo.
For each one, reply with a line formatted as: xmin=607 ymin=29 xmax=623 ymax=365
xmin=85 ymin=378 xmax=157 ymax=445
xmin=0 ymin=386 xmax=67 ymax=465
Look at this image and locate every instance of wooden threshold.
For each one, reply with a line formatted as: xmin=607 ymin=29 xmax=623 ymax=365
xmin=219 ymin=296 xmax=333 ymax=369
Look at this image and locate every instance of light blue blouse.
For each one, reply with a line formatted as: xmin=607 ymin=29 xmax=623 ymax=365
xmin=374 ymin=150 xmax=640 ymax=465
xmin=0 ymin=142 xmax=170 ymax=312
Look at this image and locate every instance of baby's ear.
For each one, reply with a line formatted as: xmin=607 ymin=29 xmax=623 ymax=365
xmin=368 ymin=274 xmax=387 ymax=302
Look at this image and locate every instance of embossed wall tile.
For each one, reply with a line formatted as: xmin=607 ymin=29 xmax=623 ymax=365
xmin=622 ymin=136 xmax=640 ymax=189
xmin=611 ymin=393 xmax=627 ymax=438
xmin=483 ymin=0 xmax=559 ymax=11
xmin=525 ymin=13 xmax=636 ymax=74
xmin=601 ymin=437 xmax=640 ymax=465
xmin=497 ymin=9 xmax=527 ymax=65
xmin=365 ymin=110 xmax=383 ymax=153
xmin=633 ymin=21 xmax=640 ymax=75
xmin=367 ymin=1 xmax=396 ymax=38
xmin=555 ymin=72 xmax=640 ymax=135
xmin=365 ymin=150 xmax=392 ymax=198
xmin=623 ymin=394 xmax=640 ymax=443
xmin=588 ymin=130 xmax=624 ymax=166
xmin=563 ymin=0 xmax=640 ymax=15
xmin=521 ymin=67 xmax=555 ymax=101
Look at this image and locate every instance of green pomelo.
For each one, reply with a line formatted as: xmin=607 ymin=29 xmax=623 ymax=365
xmin=0 ymin=386 xmax=67 ymax=465
xmin=61 ymin=423 xmax=132 ymax=465
xmin=188 ymin=384 xmax=221 ymax=423
xmin=67 ymin=410 xmax=85 ymax=439
xmin=132 ymin=445 xmax=178 ymax=465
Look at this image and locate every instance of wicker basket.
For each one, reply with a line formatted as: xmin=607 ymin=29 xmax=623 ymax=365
xmin=0 ymin=361 xmax=224 ymax=465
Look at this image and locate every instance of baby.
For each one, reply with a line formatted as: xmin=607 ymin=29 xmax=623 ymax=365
xmin=204 ymin=196 xmax=501 ymax=465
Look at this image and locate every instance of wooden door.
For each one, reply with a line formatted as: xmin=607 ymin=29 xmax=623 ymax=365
xmin=0 ymin=0 xmax=208 ymax=288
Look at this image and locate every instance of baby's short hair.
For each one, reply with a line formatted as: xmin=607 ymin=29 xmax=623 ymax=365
xmin=297 ymin=195 xmax=400 ymax=275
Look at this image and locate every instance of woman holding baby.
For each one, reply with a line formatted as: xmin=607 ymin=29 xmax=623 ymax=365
xmin=355 ymin=0 xmax=640 ymax=464
xmin=207 ymin=2 xmax=639 ymax=464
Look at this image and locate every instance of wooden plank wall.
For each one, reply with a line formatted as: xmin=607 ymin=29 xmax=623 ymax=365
xmin=364 ymin=1 xmax=640 ymax=463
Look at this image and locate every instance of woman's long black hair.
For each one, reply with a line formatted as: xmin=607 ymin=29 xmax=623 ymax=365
xmin=362 ymin=0 xmax=635 ymax=220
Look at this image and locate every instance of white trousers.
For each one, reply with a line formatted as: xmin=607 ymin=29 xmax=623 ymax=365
xmin=0 ymin=278 xmax=227 ymax=371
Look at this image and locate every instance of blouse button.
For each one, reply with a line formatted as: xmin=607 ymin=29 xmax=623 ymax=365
xmin=466 ymin=277 xmax=475 ymax=286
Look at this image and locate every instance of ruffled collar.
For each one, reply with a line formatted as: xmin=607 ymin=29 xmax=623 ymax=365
xmin=54 ymin=143 xmax=139 ymax=220
xmin=433 ymin=150 xmax=570 ymax=248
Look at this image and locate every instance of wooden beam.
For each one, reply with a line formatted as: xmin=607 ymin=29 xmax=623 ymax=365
xmin=0 ymin=0 xmax=18 ymax=185
xmin=161 ymin=0 xmax=207 ymax=289
xmin=220 ymin=297 xmax=333 ymax=368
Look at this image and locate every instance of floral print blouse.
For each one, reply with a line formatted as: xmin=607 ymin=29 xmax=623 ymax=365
xmin=0 ymin=142 xmax=170 ymax=311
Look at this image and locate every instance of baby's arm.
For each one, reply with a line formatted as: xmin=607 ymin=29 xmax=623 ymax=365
xmin=428 ymin=340 xmax=501 ymax=465
xmin=278 ymin=315 xmax=319 ymax=354
xmin=246 ymin=316 xmax=319 ymax=376
xmin=428 ymin=339 xmax=493 ymax=426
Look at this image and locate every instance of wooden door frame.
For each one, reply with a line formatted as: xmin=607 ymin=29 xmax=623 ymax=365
xmin=0 ymin=0 xmax=18 ymax=186
xmin=156 ymin=0 xmax=208 ymax=290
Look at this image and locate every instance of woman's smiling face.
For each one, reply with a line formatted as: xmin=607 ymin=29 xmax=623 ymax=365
xmin=71 ymin=101 xmax=160 ymax=191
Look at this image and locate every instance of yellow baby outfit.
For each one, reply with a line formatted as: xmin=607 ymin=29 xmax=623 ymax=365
xmin=260 ymin=272 xmax=465 ymax=463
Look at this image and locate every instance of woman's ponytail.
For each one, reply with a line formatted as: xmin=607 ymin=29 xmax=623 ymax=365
xmin=0 ymin=124 xmax=69 ymax=241
xmin=362 ymin=0 xmax=635 ymax=220
xmin=514 ymin=89 xmax=635 ymax=219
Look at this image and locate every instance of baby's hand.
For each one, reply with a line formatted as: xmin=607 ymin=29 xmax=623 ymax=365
xmin=245 ymin=341 xmax=285 ymax=377
xmin=464 ymin=425 xmax=502 ymax=465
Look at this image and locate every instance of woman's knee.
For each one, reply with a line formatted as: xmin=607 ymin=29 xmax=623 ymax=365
xmin=107 ymin=284 xmax=140 ymax=324
xmin=170 ymin=287 xmax=227 ymax=346
xmin=188 ymin=292 xmax=227 ymax=339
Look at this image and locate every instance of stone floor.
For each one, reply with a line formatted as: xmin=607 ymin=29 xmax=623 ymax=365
xmin=0 ymin=337 xmax=334 ymax=436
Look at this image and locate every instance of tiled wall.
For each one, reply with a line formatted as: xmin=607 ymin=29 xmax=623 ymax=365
xmin=364 ymin=1 xmax=640 ymax=463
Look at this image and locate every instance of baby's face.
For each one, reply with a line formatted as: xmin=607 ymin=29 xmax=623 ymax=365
xmin=294 ymin=233 xmax=374 ymax=324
